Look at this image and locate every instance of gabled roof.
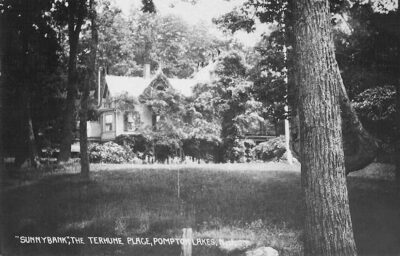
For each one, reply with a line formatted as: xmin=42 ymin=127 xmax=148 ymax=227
xmin=168 ymin=78 xmax=197 ymax=97
xmin=191 ymin=61 xmax=218 ymax=83
xmin=104 ymin=62 xmax=217 ymax=98
xmin=104 ymin=76 xmax=151 ymax=98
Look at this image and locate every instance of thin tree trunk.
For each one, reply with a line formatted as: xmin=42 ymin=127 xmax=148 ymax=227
xmin=14 ymin=17 xmax=40 ymax=168
xmin=395 ymin=7 xmax=400 ymax=196
xmin=14 ymin=90 xmax=28 ymax=167
xmin=0 ymin=25 xmax=5 ymax=255
xmin=59 ymin=38 xmax=78 ymax=162
xmin=15 ymin=90 xmax=40 ymax=168
xmin=59 ymin=0 xmax=85 ymax=162
xmin=27 ymin=95 xmax=40 ymax=168
xmin=80 ymin=0 xmax=98 ymax=178
xmin=0 ymin=23 xmax=4 ymax=173
xmin=293 ymin=1 xmax=357 ymax=255
xmin=80 ymin=76 xmax=90 ymax=178
xmin=396 ymin=78 xmax=400 ymax=195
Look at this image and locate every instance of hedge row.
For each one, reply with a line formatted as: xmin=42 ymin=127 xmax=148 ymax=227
xmin=87 ymin=135 xmax=286 ymax=164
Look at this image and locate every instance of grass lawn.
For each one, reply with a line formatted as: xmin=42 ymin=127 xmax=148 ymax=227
xmin=2 ymin=162 xmax=399 ymax=256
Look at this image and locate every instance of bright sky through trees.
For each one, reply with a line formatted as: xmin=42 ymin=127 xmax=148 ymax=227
xmin=113 ymin=0 xmax=270 ymax=46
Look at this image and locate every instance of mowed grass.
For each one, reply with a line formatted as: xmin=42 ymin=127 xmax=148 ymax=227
xmin=2 ymin=162 xmax=399 ymax=256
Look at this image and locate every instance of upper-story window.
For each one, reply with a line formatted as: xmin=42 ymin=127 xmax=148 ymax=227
xmin=124 ymin=111 xmax=141 ymax=131
xmin=103 ymin=98 xmax=113 ymax=108
xmin=156 ymin=85 xmax=165 ymax=90
xmin=104 ymin=114 xmax=113 ymax=131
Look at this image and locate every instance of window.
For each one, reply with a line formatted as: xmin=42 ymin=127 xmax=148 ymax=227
xmin=104 ymin=114 xmax=113 ymax=131
xmin=124 ymin=111 xmax=141 ymax=131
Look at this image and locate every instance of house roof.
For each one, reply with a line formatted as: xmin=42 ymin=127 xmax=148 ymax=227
xmin=104 ymin=62 xmax=217 ymax=98
xmin=191 ymin=61 xmax=218 ymax=83
xmin=168 ymin=78 xmax=197 ymax=97
xmin=104 ymin=76 xmax=151 ymax=98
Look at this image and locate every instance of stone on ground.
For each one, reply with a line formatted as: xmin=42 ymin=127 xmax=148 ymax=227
xmin=219 ymin=239 xmax=255 ymax=253
xmin=245 ymin=247 xmax=279 ymax=256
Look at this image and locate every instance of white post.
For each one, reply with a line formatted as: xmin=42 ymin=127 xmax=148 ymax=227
xmin=282 ymin=17 xmax=293 ymax=165
xmin=177 ymin=169 xmax=180 ymax=199
xmin=181 ymin=228 xmax=193 ymax=256
xmin=284 ymin=105 xmax=293 ymax=165
xmin=98 ymin=68 xmax=101 ymax=106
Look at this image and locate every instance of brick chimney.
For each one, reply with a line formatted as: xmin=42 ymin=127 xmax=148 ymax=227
xmin=143 ymin=63 xmax=151 ymax=79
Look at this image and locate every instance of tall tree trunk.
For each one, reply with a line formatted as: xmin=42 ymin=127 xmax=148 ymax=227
xmin=290 ymin=72 xmax=378 ymax=174
xmin=80 ymin=0 xmax=98 ymax=178
xmin=14 ymin=90 xmax=40 ymax=168
xmin=26 ymin=94 xmax=40 ymax=168
xmin=14 ymin=17 xmax=40 ymax=168
xmin=290 ymin=69 xmax=378 ymax=174
xmin=396 ymin=83 xmax=400 ymax=195
xmin=395 ymin=6 xmax=400 ymax=196
xmin=0 ymin=23 xmax=4 ymax=173
xmin=58 ymin=0 xmax=85 ymax=162
xmin=293 ymin=1 xmax=357 ymax=255
xmin=80 ymin=76 xmax=90 ymax=178
xmin=286 ymin=2 xmax=378 ymax=174
xmin=59 ymin=37 xmax=79 ymax=162
xmin=14 ymin=90 xmax=28 ymax=167
xmin=0 ymin=21 xmax=5 ymax=255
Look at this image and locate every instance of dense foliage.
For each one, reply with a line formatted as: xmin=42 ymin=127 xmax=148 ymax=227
xmin=97 ymin=5 xmax=242 ymax=78
xmin=254 ymin=136 xmax=286 ymax=161
xmin=1 ymin=0 xmax=64 ymax=165
xmin=88 ymin=142 xmax=134 ymax=163
xmin=2 ymin=0 xmax=398 ymax=167
xmin=213 ymin=0 xmax=400 ymax=163
xmin=353 ymin=86 xmax=396 ymax=139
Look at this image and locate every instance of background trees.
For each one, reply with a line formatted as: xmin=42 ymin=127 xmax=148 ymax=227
xmin=213 ymin=52 xmax=264 ymax=162
xmin=1 ymin=0 xmax=256 ymax=166
xmin=2 ymin=0 xmax=397 ymax=168
xmin=1 ymin=0 xmax=399 ymax=254
xmin=96 ymin=6 xmax=238 ymax=79
xmin=56 ymin=0 xmax=88 ymax=162
xmin=1 ymin=0 xmax=62 ymax=167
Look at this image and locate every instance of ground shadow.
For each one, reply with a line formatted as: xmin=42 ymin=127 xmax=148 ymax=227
xmin=2 ymin=167 xmax=399 ymax=256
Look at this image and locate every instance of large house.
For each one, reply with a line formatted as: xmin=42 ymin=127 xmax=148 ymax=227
xmin=86 ymin=63 xmax=217 ymax=141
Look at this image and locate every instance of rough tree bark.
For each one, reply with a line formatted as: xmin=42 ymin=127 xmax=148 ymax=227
xmin=290 ymin=66 xmax=378 ymax=174
xmin=14 ymin=91 xmax=40 ymax=168
xmin=0 ymin=19 xmax=5 ymax=255
xmin=396 ymin=83 xmax=400 ymax=194
xmin=15 ymin=9 xmax=40 ymax=168
xmin=293 ymin=1 xmax=358 ymax=255
xmin=395 ymin=7 xmax=400 ymax=196
xmin=59 ymin=0 xmax=85 ymax=162
xmin=80 ymin=77 xmax=90 ymax=178
xmin=26 ymin=94 xmax=40 ymax=168
xmin=80 ymin=0 xmax=98 ymax=178
xmin=286 ymin=2 xmax=378 ymax=175
xmin=290 ymin=82 xmax=378 ymax=174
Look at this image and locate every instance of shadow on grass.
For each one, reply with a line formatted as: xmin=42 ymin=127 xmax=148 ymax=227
xmin=348 ymin=177 xmax=400 ymax=256
xmin=2 ymin=166 xmax=399 ymax=256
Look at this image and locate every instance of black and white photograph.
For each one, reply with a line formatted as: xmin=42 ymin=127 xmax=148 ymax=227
xmin=0 ymin=0 xmax=399 ymax=255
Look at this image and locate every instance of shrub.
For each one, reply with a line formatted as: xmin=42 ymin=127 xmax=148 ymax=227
xmin=254 ymin=136 xmax=286 ymax=161
xmin=243 ymin=139 xmax=256 ymax=162
xmin=222 ymin=138 xmax=255 ymax=163
xmin=183 ymin=138 xmax=221 ymax=163
xmin=115 ymin=134 xmax=150 ymax=155
xmin=88 ymin=142 xmax=134 ymax=163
